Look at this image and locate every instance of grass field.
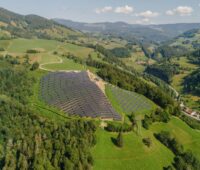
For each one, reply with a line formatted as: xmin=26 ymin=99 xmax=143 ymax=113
xmin=92 ymin=128 xmax=174 ymax=170
xmin=93 ymin=83 xmax=200 ymax=170
xmin=59 ymin=43 xmax=94 ymax=58
xmin=92 ymin=116 xmax=200 ymax=170
xmin=38 ymin=53 xmax=61 ymax=64
xmin=0 ymin=40 xmax=11 ymax=49
xmin=121 ymin=51 xmax=153 ymax=72
xmin=106 ymin=85 xmax=155 ymax=121
xmin=43 ymin=57 xmax=86 ymax=71
xmin=7 ymin=39 xmax=61 ymax=53
xmin=150 ymin=117 xmax=200 ymax=160
xmin=0 ymin=38 xmax=98 ymax=72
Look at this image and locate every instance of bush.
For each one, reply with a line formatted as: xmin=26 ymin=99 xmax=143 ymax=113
xmin=154 ymin=131 xmax=183 ymax=155
xmin=105 ymin=122 xmax=133 ymax=132
xmin=129 ymin=113 xmax=137 ymax=126
xmin=27 ymin=49 xmax=40 ymax=53
xmin=142 ymin=138 xmax=152 ymax=147
xmin=142 ymin=115 xmax=152 ymax=129
xmin=180 ymin=114 xmax=200 ymax=130
xmin=0 ymin=47 xmax=5 ymax=51
xmin=30 ymin=62 xmax=39 ymax=71
xmin=152 ymin=108 xmax=170 ymax=123
xmin=142 ymin=108 xmax=170 ymax=129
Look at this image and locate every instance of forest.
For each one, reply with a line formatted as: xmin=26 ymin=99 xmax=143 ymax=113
xmin=0 ymin=58 xmax=97 ymax=170
xmin=184 ymin=69 xmax=200 ymax=96
xmin=145 ymin=62 xmax=180 ymax=83
xmin=96 ymin=64 xmax=175 ymax=109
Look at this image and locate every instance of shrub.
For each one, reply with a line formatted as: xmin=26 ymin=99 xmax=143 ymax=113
xmin=27 ymin=49 xmax=40 ymax=53
xmin=0 ymin=47 xmax=5 ymax=51
xmin=105 ymin=122 xmax=133 ymax=132
xmin=142 ymin=138 xmax=152 ymax=147
xmin=30 ymin=62 xmax=39 ymax=71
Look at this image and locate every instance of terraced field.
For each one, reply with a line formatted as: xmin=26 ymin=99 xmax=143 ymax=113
xmin=106 ymin=85 xmax=155 ymax=116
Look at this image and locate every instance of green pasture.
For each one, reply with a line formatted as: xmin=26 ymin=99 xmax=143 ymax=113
xmin=7 ymin=39 xmax=61 ymax=53
xmin=42 ymin=57 xmax=86 ymax=71
xmin=59 ymin=43 xmax=93 ymax=58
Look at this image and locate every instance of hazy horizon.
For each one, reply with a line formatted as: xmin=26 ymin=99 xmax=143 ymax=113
xmin=0 ymin=0 xmax=199 ymax=25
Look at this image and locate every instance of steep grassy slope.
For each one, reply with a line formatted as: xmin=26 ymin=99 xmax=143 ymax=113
xmin=92 ymin=129 xmax=174 ymax=170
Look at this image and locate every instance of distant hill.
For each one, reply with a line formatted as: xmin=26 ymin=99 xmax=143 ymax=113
xmin=170 ymin=29 xmax=200 ymax=50
xmin=54 ymin=19 xmax=200 ymax=43
xmin=0 ymin=8 xmax=82 ymax=40
xmin=153 ymin=29 xmax=200 ymax=59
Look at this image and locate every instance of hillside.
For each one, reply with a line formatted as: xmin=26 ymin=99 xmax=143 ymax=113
xmin=54 ymin=19 xmax=200 ymax=43
xmin=0 ymin=7 xmax=82 ymax=40
xmin=154 ymin=29 xmax=200 ymax=59
xmin=170 ymin=29 xmax=200 ymax=51
xmin=0 ymin=36 xmax=200 ymax=170
xmin=1 ymin=6 xmax=200 ymax=170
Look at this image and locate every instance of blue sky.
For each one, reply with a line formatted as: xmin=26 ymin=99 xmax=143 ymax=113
xmin=0 ymin=0 xmax=199 ymax=24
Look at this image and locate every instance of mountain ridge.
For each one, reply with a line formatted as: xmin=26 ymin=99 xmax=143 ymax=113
xmin=54 ymin=18 xmax=200 ymax=43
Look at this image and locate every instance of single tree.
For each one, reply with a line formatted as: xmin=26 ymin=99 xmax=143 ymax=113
xmin=130 ymin=113 xmax=137 ymax=126
xmin=116 ymin=131 xmax=123 ymax=148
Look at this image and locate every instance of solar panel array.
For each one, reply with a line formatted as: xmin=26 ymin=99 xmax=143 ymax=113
xmin=109 ymin=85 xmax=153 ymax=114
xmin=40 ymin=71 xmax=121 ymax=121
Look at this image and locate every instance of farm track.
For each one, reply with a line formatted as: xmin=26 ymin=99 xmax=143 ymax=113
xmin=39 ymin=56 xmax=63 ymax=72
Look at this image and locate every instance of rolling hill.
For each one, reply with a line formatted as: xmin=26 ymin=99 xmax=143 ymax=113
xmin=168 ymin=29 xmax=200 ymax=52
xmin=153 ymin=29 xmax=200 ymax=59
xmin=0 ymin=7 xmax=82 ymax=40
xmin=1 ymin=7 xmax=200 ymax=170
xmin=54 ymin=19 xmax=200 ymax=43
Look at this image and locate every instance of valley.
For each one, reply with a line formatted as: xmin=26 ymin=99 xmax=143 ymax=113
xmin=0 ymin=6 xmax=200 ymax=170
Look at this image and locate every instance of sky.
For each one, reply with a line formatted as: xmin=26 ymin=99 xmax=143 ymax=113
xmin=0 ymin=0 xmax=200 ymax=24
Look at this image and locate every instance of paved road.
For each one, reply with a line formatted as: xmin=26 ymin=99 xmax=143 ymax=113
xmin=182 ymin=111 xmax=200 ymax=121
xmin=168 ymin=85 xmax=200 ymax=121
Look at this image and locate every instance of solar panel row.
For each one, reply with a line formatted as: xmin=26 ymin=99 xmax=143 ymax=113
xmin=40 ymin=71 xmax=121 ymax=121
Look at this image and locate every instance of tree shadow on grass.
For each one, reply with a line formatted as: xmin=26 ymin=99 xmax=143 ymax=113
xmin=111 ymin=137 xmax=118 ymax=147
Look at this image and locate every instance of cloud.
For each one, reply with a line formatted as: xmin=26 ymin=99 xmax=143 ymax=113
xmin=166 ymin=6 xmax=193 ymax=16
xmin=135 ymin=18 xmax=155 ymax=25
xmin=136 ymin=18 xmax=151 ymax=24
xmin=114 ymin=5 xmax=134 ymax=14
xmin=166 ymin=10 xmax=174 ymax=16
xmin=95 ymin=6 xmax=113 ymax=14
xmin=137 ymin=10 xmax=159 ymax=18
